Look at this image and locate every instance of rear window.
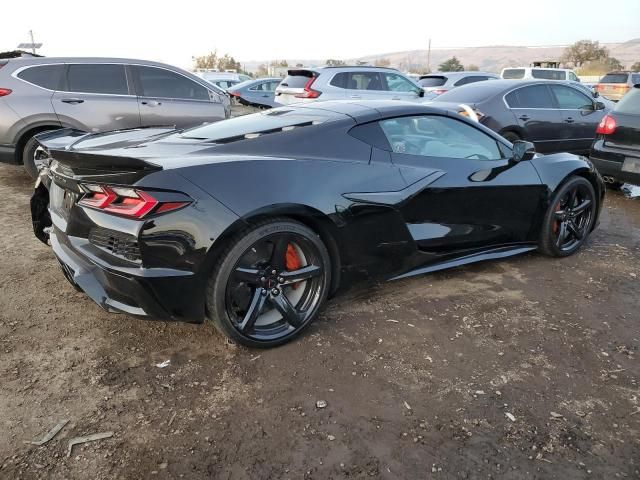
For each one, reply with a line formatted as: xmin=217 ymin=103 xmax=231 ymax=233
xmin=600 ymin=73 xmax=629 ymax=84
xmin=502 ymin=69 xmax=525 ymax=79
xmin=435 ymin=83 xmax=500 ymax=103
xmin=419 ymin=76 xmax=447 ymax=87
xmin=179 ymin=108 xmax=339 ymax=143
xmin=280 ymin=71 xmax=315 ymax=89
xmin=66 ymin=64 xmax=128 ymax=95
xmin=505 ymin=85 xmax=554 ymax=109
xmin=17 ymin=64 xmax=64 ymax=90
xmin=531 ymin=69 xmax=566 ymax=80
xmin=454 ymin=75 xmax=491 ymax=87
xmin=615 ymin=87 xmax=640 ymax=115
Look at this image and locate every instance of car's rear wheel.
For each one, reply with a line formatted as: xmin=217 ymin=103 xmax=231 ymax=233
xmin=539 ymin=176 xmax=597 ymax=257
xmin=207 ymin=219 xmax=331 ymax=348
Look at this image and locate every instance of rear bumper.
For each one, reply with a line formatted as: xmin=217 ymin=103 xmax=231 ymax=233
xmin=50 ymin=226 xmax=206 ymax=323
xmin=0 ymin=144 xmax=16 ymax=163
xmin=590 ymin=140 xmax=640 ymax=184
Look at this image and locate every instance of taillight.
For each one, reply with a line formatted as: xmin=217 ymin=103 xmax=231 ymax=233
xmin=294 ymin=77 xmax=321 ymax=99
xmin=0 ymin=88 xmax=12 ymax=97
xmin=596 ymin=114 xmax=616 ymax=135
xmin=431 ymin=89 xmax=448 ymax=95
xmin=78 ymin=185 xmax=190 ymax=218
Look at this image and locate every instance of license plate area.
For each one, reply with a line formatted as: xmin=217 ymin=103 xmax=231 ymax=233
xmin=622 ymin=157 xmax=640 ymax=174
xmin=50 ymin=182 xmax=76 ymax=219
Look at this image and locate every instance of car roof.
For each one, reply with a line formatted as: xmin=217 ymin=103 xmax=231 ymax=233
xmin=281 ymin=100 xmax=453 ymax=123
xmin=1 ymin=57 xmax=183 ymax=69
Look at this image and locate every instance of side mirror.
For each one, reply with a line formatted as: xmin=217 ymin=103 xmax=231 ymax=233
xmin=512 ymin=140 xmax=536 ymax=162
xmin=595 ymin=101 xmax=605 ymax=111
xmin=417 ymin=89 xmax=425 ymax=98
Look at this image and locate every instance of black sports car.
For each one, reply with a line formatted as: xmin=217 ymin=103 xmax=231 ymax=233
xmin=31 ymin=101 xmax=605 ymax=348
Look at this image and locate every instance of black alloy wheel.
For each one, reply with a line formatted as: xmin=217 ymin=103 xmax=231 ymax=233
xmin=539 ymin=176 xmax=597 ymax=257
xmin=207 ymin=219 xmax=331 ymax=348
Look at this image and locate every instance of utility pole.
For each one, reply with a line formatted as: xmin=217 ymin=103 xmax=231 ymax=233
xmin=17 ymin=30 xmax=43 ymax=56
xmin=427 ymin=38 xmax=431 ymax=73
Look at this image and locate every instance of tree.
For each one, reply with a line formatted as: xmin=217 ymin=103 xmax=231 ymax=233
xmin=218 ymin=54 xmax=241 ymax=72
xmin=438 ymin=56 xmax=464 ymax=72
xmin=374 ymin=58 xmax=391 ymax=67
xmin=256 ymin=64 xmax=268 ymax=77
xmin=326 ymin=59 xmax=346 ymax=67
xmin=630 ymin=61 xmax=640 ymax=71
xmin=466 ymin=64 xmax=479 ymax=71
xmin=193 ymin=51 xmax=218 ymax=70
xmin=561 ymin=40 xmax=608 ymax=67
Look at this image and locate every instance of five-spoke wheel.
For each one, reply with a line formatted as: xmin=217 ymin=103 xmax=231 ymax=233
xmin=539 ymin=176 xmax=597 ymax=257
xmin=207 ymin=219 xmax=331 ymax=348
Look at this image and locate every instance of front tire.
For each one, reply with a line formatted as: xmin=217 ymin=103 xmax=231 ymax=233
xmin=539 ymin=176 xmax=597 ymax=257
xmin=206 ymin=218 xmax=331 ymax=348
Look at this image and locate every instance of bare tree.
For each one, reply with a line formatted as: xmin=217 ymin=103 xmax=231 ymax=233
xmin=374 ymin=58 xmax=391 ymax=67
xmin=561 ymin=40 xmax=608 ymax=67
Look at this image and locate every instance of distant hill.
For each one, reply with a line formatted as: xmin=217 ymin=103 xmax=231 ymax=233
xmin=242 ymin=38 xmax=640 ymax=74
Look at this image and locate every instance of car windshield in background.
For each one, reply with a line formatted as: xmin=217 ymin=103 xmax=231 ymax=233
xmin=633 ymin=74 xmax=640 ymax=84
xmin=502 ymin=69 xmax=525 ymax=79
xmin=179 ymin=109 xmax=339 ymax=142
xmin=419 ymin=76 xmax=447 ymax=87
xmin=614 ymin=87 xmax=640 ymax=114
xmin=600 ymin=73 xmax=629 ymax=83
xmin=531 ymin=69 xmax=565 ymax=80
xmin=280 ymin=73 xmax=314 ymax=88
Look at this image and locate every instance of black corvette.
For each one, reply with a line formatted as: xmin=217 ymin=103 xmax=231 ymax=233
xmin=31 ymin=101 xmax=604 ymax=347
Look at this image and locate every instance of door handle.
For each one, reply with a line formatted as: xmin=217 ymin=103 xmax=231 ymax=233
xmin=349 ymin=95 xmax=361 ymax=99
xmin=141 ymin=100 xmax=162 ymax=107
xmin=518 ymin=114 xmax=530 ymax=121
xmin=60 ymin=98 xmax=84 ymax=104
xmin=392 ymin=96 xmax=401 ymax=100
xmin=565 ymin=117 xmax=575 ymax=123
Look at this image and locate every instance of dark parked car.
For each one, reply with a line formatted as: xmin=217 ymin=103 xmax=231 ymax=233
xmin=31 ymin=101 xmax=603 ymax=348
xmin=432 ymin=80 xmax=608 ymax=154
xmin=228 ymin=78 xmax=281 ymax=108
xmin=590 ymin=85 xmax=640 ymax=186
xmin=0 ymin=57 xmax=229 ymax=178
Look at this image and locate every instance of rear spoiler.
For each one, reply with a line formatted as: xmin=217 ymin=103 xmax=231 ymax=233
xmin=34 ymin=128 xmax=166 ymax=181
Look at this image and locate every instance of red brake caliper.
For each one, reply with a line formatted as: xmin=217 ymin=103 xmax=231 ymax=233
xmin=285 ymin=244 xmax=302 ymax=289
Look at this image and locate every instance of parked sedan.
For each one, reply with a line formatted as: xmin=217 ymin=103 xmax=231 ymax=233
xmin=418 ymin=71 xmax=499 ymax=99
xmin=31 ymin=100 xmax=603 ymax=348
xmin=228 ymin=78 xmax=281 ymax=108
xmin=590 ymin=85 xmax=640 ymax=186
xmin=433 ymin=80 xmax=608 ymax=154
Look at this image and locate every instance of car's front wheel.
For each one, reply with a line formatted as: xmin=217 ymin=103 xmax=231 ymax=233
xmin=539 ymin=176 xmax=597 ymax=257
xmin=206 ymin=218 xmax=331 ymax=348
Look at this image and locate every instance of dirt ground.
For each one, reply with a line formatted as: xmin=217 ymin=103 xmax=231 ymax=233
xmin=0 ymin=157 xmax=639 ymax=479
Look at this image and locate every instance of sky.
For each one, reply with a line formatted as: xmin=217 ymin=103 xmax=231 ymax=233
xmin=1 ymin=0 xmax=639 ymax=69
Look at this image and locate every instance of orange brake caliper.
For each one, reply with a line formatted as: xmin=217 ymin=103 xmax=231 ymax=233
xmin=285 ymin=244 xmax=302 ymax=289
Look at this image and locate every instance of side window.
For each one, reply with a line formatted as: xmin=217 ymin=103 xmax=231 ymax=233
xmin=329 ymin=72 xmax=349 ymax=89
xmin=505 ymin=85 xmax=554 ymax=108
xmin=568 ymin=71 xmax=578 ymax=82
xmin=550 ymin=85 xmax=593 ymax=109
xmin=66 ymin=64 xmax=128 ymax=95
xmin=454 ymin=76 xmax=489 ymax=87
xmin=384 ymin=73 xmax=418 ymax=92
xmin=17 ymin=65 xmax=64 ymax=90
xmin=378 ymin=115 xmax=504 ymax=160
xmin=350 ymin=72 xmax=384 ymax=91
xmin=268 ymin=81 xmax=280 ymax=91
xmin=136 ymin=66 xmax=209 ymax=101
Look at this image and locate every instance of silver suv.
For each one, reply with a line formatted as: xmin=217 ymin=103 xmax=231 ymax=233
xmin=274 ymin=66 xmax=424 ymax=106
xmin=0 ymin=57 xmax=230 ymax=178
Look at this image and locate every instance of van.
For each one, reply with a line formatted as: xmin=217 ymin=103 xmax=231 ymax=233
xmin=501 ymin=67 xmax=580 ymax=83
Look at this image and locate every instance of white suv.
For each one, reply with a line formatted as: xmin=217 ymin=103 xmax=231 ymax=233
xmin=501 ymin=67 xmax=580 ymax=82
xmin=274 ymin=66 xmax=424 ymax=106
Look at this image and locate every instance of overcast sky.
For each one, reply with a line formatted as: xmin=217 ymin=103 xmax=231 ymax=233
xmin=2 ymin=0 xmax=638 ymax=69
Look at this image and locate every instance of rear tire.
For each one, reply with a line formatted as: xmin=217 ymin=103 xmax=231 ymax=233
xmin=206 ymin=218 xmax=331 ymax=348
xmin=22 ymin=134 xmax=53 ymax=179
xmin=538 ymin=176 xmax=597 ymax=257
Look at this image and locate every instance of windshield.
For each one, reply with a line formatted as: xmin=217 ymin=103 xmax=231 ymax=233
xmin=502 ymin=69 xmax=525 ymax=79
xmin=615 ymin=87 xmax=640 ymax=115
xmin=419 ymin=76 xmax=447 ymax=87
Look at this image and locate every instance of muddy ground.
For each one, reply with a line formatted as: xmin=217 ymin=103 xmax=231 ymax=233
xmin=0 ymin=153 xmax=639 ymax=479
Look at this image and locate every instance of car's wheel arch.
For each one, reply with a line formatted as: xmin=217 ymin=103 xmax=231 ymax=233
xmin=206 ymin=204 xmax=342 ymax=296
xmin=498 ymin=126 xmax=525 ymax=141
xmin=14 ymin=123 xmax=62 ymax=164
